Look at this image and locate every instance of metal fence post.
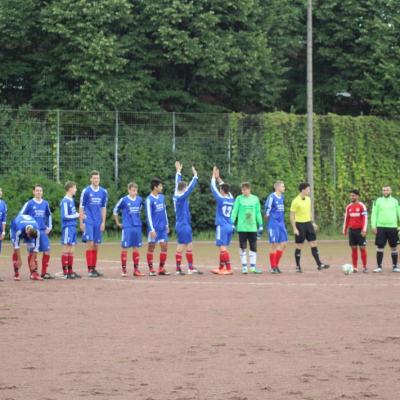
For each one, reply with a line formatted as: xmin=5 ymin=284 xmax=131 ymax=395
xmin=115 ymin=110 xmax=119 ymax=185
xmin=227 ymin=114 xmax=231 ymax=175
xmin=172 ymin=112 xmax=176 ymax=153
xmin=56 ymin=110 xmax=60 ymax=183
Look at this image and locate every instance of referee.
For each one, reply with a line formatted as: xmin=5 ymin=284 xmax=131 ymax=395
xmin=290 ymin=182 xmax=330 ymax=272
xmin=371 ymin=185 xmax=400 ymax=273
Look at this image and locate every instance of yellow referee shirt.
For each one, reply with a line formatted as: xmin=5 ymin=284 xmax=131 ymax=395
xmin=290 ymin=195 xmax=312 ymax=223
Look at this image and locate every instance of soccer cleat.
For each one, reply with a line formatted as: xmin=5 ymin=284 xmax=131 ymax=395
xmin=30 ymin=272 xmax=43 ymax=281
xmin=41 ymin=273 xmax=55 ymax=279
xmin=133 ymin=269 xmax=145 ymax=277
xmin=250 ymin=267 xmax=263 ymax=274
xmin=242 ymin=266 xmax=248 ymax=274
xmin=317 ymin=263 xmax=330 ymax=271
xmin=373 ymin=267 xmax=383 ymax=273
xmin=71 ymin=272 xmax=82 ymax=279
xmin=271 ymin=268 xmax=280 ymax=274
xmin=175 ymin=269 xmax=186 ymax=276
xmin=149 ymin=269 xmax=157 ymax=276
xmin=88 ymin=269 xmax=103 ymax=278
xmin=363 ymin=268 xmax=368 ymax=273
xmin=158 ymin=268 xmax=170 ymax=276
xmin=221 ymin=269 xmax=233 ymax=275
xmin=14 ymin=273 xmax=21 ymax=281
xmin=353 ymin=267 xmax=358 ymax=273
xmin=296 ymin=266 xmax=303 ymax=273
xmin=392 ymin=266 xmax=400 ymax=273
xmin=188 ymin=268 xmax=203 ymax=275
xmin=67 ymin=274 xmax=76 ymax=280
xmin=211 ymin=268 xmax=222 ymax=274
xmin=121 ymin=267 xmax=127 ymax=277
xmin=276 ymin=268 xmax=282 ymax=274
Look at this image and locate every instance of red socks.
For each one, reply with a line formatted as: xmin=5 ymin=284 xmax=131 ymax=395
xmin=176 ymin=252 xmax=182 ymax=270
xmin=186 ymin=250 xmax=193 ymax=269
xmin=121 ymin=250 xmax=127 ymax=267
xmin=159 ymin=251 xmax=167 ymax=270
xmin=12 ymin=252 xmax=19 ymax=274
xmin=219 ymin=250 xmax=231 ymax=271
xmin=62 ymin=252 xmax=69 ymax=275
xmin=352 ymin=247 xmax=358 ymax=269
xmin=147 ymin=252 xmax=154 ymax=270
xmin=86 ymin=250 xmax=97 ymax=271
xmin=269 ymin=250 xmax=284 ymax=269
xmin=133 ymin=250 xmax=140 ymax=268
xmin=41 ymin=254 xmax=50 ymax=276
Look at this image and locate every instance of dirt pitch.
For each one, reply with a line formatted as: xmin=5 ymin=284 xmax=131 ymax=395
xmin=1 ymin=240 xmax=400 ymax=400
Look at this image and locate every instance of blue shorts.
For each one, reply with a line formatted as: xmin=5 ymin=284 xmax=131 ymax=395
xmin=216 ymin=224 xmax=233 ymax=246
xmin=39 ymin=230 xmax=51 ymax=252
xmin=176 ymin=225 xmax=193 ymax=245
xmin=147 ymin=229 xmax=168 ymax=244
xmin=267 ymin=224 xmax=288 ymax=244
xmin=61 ymin=226 xmax=77 ymax=246
xmin=121 ymin=227 xmax=142 ymax=248
xmin=82 ymin=224 xmax=102 ymax=244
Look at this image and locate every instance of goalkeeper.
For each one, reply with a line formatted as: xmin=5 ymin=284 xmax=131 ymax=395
xmin=230 ymin=182 xmax=263 ymax=274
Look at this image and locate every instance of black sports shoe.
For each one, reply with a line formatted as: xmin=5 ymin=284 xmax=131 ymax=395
xmin=296 ymin=266 xmax=303 ymax=273
xmin=72 ymin=272 xmax=82 ymax=279
xmin=88 ymin=269 xmax=103 ymax=278
xmin=271 ymin=268 xmax=280 ymax=274
xmin=175 ymin=269 xmax=186 ymax=276
xmin=317 ymin=263 xmax=330 ymax=270
xmin=276 ymin=268 xmax=282 ymax=274
xmin=41 ymin=273 xmax=55 ymax=279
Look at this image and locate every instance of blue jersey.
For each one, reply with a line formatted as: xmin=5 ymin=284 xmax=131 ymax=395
xmin=20 ymin=198 xmax=52 ymax=231
xmin=60 ymin=196 xmax=79 ymax=228
xmin=0 ymin=199 xmax=7 ymax=228
xmin=145 ymin=193 xmax=168 ymax=232
xmin=80 ymin=185 xmax=108 ymax=225
xmin=173 ymin=173 xmax=198 ymax=227
xmin=210 ymin=178 xmax=234 ymax=226
xmin=265 ymin=192 xmax=285 ymax=226
xmin=11 ymin=214 xmax=39 ymax=250
xmin=113 ymin=195 xmax=143 ymax=228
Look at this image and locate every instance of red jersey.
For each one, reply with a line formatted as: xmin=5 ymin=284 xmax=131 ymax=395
xmin=343 ymin=202 xmax=368 ymax=234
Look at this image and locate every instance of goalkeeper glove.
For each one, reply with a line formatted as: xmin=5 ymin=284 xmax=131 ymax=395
xmin=257 ymin=226 xmax=264 ymax=239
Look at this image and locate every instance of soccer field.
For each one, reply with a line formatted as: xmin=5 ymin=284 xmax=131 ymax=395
xmin=1 ymin=241 xmax=400 ymax=400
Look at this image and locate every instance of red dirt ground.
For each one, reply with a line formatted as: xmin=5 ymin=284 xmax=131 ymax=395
xmin=1 ymin=241 xmax=400 ymax=400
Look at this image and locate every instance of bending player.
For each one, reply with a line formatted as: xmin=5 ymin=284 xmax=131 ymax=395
xmin=231 ymin=182 xmax=263 ymax=274
xmin=113 ymin=182 xmax=144 ymax=277
xmin=60 ymin=181 xmax=81 ymax=279
xmin=173 ymin=161 xmax=202 ymax=275
xmin=210 ymin=166 xmax=234 ymax=275
xmin=20 ymin=184 xmax=53 ymax=279
xmin=265 ymin=181 xmax=288 ymax=274
xmin=343 ymin=189 xmax=368 ymax=273
xmin=10 ymin=214 xmax=41 ymax=281
xmin=79 ymin=170 xmax=108 ymax=277
xmin=0 ymin=187 xmax=7 ymax=281
xmin=145 ymin=178 xmax=170 ymax=276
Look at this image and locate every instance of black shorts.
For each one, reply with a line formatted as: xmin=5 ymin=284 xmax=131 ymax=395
xmin=295 ymin=222 xmax=316 ymax=244
xmin=238 ymin=232 xmax=257 ymax=252
xmin=348 ymin=228 xmax=366 ymax=247
xmin=375 ymin=227 xmax=398 ymax=248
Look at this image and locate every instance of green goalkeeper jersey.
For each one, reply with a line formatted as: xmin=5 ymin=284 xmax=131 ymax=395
xmin=230 ymin=194 xmax=263 ymax=232
xmin=371 ymin=196 xmax=400 ymax=228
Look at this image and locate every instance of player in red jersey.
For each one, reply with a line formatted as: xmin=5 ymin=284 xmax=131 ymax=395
xmin=343 ymin=189 xmax=368 ymax=272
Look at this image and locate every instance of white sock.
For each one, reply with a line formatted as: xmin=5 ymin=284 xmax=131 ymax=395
xmin=249 ymin=250 xmax=257 ymax=267
xmin=240 ymin=249 xmax=247 ymax=267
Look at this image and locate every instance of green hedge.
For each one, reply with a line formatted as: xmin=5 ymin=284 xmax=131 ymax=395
xmin=0 ymin=110 xmax=399 ymax=236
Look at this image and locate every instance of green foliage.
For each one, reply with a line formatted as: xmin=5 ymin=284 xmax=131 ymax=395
xmin=1 ymin=109 xmax=400 ymax=236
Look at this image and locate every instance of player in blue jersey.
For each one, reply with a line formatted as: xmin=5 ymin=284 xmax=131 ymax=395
xmin=20 ymin=184 xmax=53 ymax=279
xmin=145 ymin=178 xmax=170 ymax=276
xmin=264 ymin=181 xmax=288 ymax=274
xmin=79 ymin=170 xmax=108 ymax=277
xmin=210 ymin=167 xmax=234 ymax=275
xmin=0 ymin=187 xmax=7 ymax=281
xmin=113 ymin=182 xmax=144 ymax=278
xmin=173 ymin=161 xmax=202 ymax=275
xmin=60 ymin=181 xmax=81 ymax=279
xmin=10 ymin=214 xmax=41 ymax=280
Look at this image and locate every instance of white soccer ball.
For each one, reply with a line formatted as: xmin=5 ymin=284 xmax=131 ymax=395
xmin=341 ymin=263 xmax=353 ymax=275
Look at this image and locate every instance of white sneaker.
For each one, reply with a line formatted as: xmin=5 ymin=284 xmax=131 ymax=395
xmin=373 ymin=267 xmax=383 ymax=273
xmin=242 ymin=266 xmax=248 ymax=274
xmin=188 ymin=268 xmax=203 ymax=275
xmin=392 ymin=267 xmax=400 ymax=273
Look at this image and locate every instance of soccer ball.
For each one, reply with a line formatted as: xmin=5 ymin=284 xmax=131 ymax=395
xmin=341 ymin=264 xmax=353 ymax=275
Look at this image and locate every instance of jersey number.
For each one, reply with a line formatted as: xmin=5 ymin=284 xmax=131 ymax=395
xmin=222 ymin=205 xmax=233 ymax=217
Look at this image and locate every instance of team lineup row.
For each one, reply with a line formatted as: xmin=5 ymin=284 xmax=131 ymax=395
xmin=0 ymin=165 xmax=399 ymax=281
